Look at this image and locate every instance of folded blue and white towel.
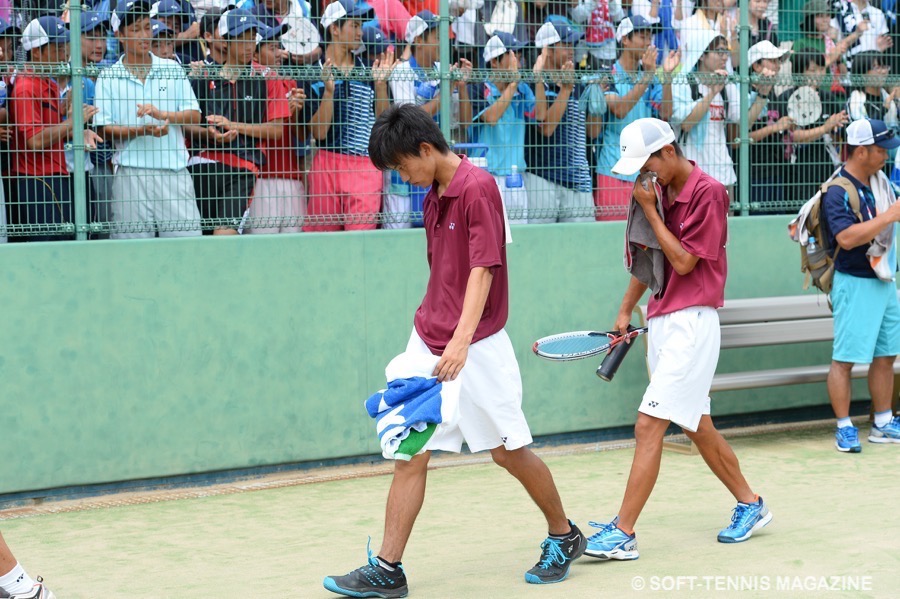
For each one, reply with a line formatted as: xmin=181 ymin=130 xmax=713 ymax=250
xmin=365 ymin=352 xmax=461 ymax=460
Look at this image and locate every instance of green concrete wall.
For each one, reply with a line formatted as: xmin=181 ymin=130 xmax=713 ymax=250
xmin=1 ymin=217 xmax=885 ymax=494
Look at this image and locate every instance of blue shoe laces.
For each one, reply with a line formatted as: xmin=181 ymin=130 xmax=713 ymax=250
xmin=358 ymin=537 xmax=403 ymax=586
xmin=536 ymin=537 xmax=567 ymax=569
xmin=726 ymin=503 xmax=755 ymax=530
xmin=837 ymin=427 xmax=859 ymax=443
xmin=587 ymin=520 xmax=618 ymax=541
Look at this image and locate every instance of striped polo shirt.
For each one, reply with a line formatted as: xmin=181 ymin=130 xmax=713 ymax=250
xmin=303 ymin=56 xmax=376 ymax=156
xmin=526 ymin=83 xmax=592 ymax=193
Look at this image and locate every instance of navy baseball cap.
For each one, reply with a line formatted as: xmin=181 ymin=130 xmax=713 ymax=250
xmin=615 ymin=15 xmax=653 ymax=42
xmin=111 ymin=0 xmax=152 ymax=33
xmin=150 ymin=18 xmax=174 ymax=37
xmin=21 ymin=16 xmax=70 ymax=51
xmin=218 ymin=8 xmax=259 ymax=38
xmin=405 ymin=9 xmax=438 ymax=44
xmin=321 ymin=0 xmax=373 ymax=29
xmin=257 ymin=21 xmax=290 ymax=43
xmin=0 ymin=17 xmax=22 ymax=37
xmin=82 ymin=11 xmax=110 ymax=33
xmin=846 ymin=119 xmax=900 ymax=149
xmin=151 ymin=0 xmax=184 ymax=18
xmin=357 ymin=24 xmax=388 ymax=56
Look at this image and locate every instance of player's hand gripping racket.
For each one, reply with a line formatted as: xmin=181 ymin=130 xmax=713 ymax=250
xmin=532 ymin=325 xmax=647 ymax=367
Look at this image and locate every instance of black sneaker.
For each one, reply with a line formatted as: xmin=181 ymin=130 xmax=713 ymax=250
xmin=524 ymin=520 xmax=587 ymax=584
xmin=324 ymin=544 xmax=408 ymax=599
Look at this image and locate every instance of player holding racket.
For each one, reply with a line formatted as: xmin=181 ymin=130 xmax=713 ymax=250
xmin=585 ymin=118 xmax=772 ymax=561
xmin=323 ymin=104 xmax=585 ymax=598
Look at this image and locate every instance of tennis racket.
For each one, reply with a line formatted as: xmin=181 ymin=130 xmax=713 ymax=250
xmin=532 ymin=326 xmax=647 ymax=362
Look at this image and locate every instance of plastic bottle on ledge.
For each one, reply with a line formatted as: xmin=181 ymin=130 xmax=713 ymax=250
xmin=504 ymin=165 xmax=527 ymax=223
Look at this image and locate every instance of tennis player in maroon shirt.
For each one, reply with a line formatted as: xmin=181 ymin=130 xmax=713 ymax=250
xmin=585 ymin=118 xmax=772 ymax=562
xmin=322 ymin=104 xmax=585 ymax=598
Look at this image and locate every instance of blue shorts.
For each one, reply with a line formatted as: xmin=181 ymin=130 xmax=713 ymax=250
xmin=832 ymin=271 xmax=900 ymax=364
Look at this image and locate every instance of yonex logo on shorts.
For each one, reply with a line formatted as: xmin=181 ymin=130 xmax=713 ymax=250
xmin=648 ymin=401 xmax=659 ymax=408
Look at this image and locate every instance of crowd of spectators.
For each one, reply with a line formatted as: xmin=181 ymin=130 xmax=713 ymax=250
xmin=0 ymin=0 xmax=899 ymax=239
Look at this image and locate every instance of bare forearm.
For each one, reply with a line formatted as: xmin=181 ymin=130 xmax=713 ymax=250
xmin=102 ymin=125 xmax=148 ymax=141
xmin=159 ymin=109 xmax=202 ymax=125
xmin=308 ymin=96 xmax=334 ymax=139
xmin=375 ymin=82 xmax=390 ymax=117
xmin=481 ymin=85 xmax=517 ymax=124
xmin=231 ymin=120 xmax=283 ymax=140
xmin=836 ymin=213 xmax=898 ymax=249
xmin=540 ymin=87 xmax=573 ymax=136
xmin=457 ymin=84 xmax=472 ymax=127
xmin=607 ymin=77 xmax=652 ymax=118
xmin=792 ymin=123 xmax=829 ymax=143
xmin=25 ymin=122 xmax=73 ymax=149
xmin=681 ymin=93 xmax=716 ymax=133
xmin=453 ymin=266 xmax=494 ymax=343
xmin=619 ymin=276 xmax=649 ymax=316
xmin=660 ymin=83 xmax=673 ymax=121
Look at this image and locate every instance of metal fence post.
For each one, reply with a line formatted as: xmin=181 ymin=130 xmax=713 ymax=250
xmin=69 ymin=1 xmax=88 ymax=240
xmin=438 ymin=0 xmax=451 ymax=143
xmin=738 ymin=0 xmax=750 ymax=216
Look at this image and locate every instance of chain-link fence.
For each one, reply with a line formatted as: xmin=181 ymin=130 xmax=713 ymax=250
xmin=0 ymin=0 xmax=896 ymax=239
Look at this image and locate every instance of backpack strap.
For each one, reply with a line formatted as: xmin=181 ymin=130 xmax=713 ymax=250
xmin=818 ymin=176 xmax=865 ymax=263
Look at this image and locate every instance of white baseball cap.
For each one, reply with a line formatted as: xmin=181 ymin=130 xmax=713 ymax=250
xmin=748 ymin=40 xmax=789 ymax=65
xmin=846 ymin=118 xmax=900 ymax=148
xmin=405 ymin=10 xmax=438 ymax=44
xmin=612 ymin=118 xmax=677 ymax=176
xmin=322 ymin=0 xmax=373 ymax=30
xmin=534 ymin=21 xmax=582 ymax=48
xmin=483 ymin=31 xmax=524 ymax=62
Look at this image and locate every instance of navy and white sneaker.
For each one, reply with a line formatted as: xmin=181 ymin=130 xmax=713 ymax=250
xmin=835 ymin=426 xmax=862 ymax=453
xmin=524 ymin=520 xmax=586 ymax=584
xmin=584 ymin=518 xmax=639 ymax=560
xmin=868 ymin=416 xmax=900 ymax=444
xmin=717 ymin=496 xmax=773 ymax=543
xmin=323 ymin=540 xmax=408 ymax=598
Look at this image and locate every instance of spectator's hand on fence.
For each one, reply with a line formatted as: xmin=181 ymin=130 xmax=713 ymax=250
xmin=80 ymin=104 xmax=99 ymax=124
xmin=776 ymin=116 xmax=795 ymax=132
xmin=206 ymin=115 xmax=234 ymax=131
xmin=709 ymin=69 xmax=728 ymax=96
xmin=83 ymin=129 xmax=104 ymax=150
xmin=826 ymin=110 xmax=849 ymax=130
xmin=372 ymin=49 xmax=397 ymax=82
xmin=136 ymin=103 xmax=163 ymax=120
xmin=322 ymin=58 xmax=336 ymax=94
xmin=0 ymin=127 xmax=11 ymax=142
xmin=189 ymin=60 xmax=209 ymax=78
xmin=533 ymin=47 xmax=547 ymax=75
xmin=507 ymin=52 xmax=521 ymax=84
xmin=453 ymin=57 xmax=473 ymax=85
xmin=877 ymin=34 xmax=893 ymax=52
xmin=208 ymin=126 xmax=238 ymax=144
xmin=288 ymin=87 xmax=306 ymax=115
xmin=141 ymin=121 xmax=170 ymax=137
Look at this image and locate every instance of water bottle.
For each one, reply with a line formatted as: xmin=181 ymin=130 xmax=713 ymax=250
xmin=505 ymin=164 xmax=523 ymax=189
xmin=504 ymin=165 xmax=527 ymax=223
xmin=807 ymin=236 xmax=818 ymax=253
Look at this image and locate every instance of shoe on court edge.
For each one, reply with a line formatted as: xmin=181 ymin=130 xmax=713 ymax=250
xmin=835 ymin=426 xmax=862 ymax=453
xmin=584 ymin=518 xmax=639 ymax=560
xmin=868 ymin=416 xmax=900 ymax=444
xmin=5 ymin=578 xmax=56 ymax=599
xmin=524 ymin=520 xmax=587 ymax=584
xmin=717 ymin=496 xmax=773 ymax=543
xmin=323 ymin=539 xmax=408 ymax=598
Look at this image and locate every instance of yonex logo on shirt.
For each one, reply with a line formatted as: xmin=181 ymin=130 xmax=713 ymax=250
xmin=449 ymin=222 xmax=455 ymax=230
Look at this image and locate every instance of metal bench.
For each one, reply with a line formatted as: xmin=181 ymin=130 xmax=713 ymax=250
xmin=635 ymin=293 xmax=900 ymax=452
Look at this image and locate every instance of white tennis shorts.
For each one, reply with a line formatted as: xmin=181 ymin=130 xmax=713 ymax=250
xmin=406 ymin=327 xmax=533 ymax=453
xmin=640 ymin=306 xmax=721 ymax=432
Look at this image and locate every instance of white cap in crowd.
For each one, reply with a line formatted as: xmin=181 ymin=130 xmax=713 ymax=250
xmin=612 ymin=118 xmax=677 ymax=176
xmin=748 ymin=40 xmax=789 ymax=65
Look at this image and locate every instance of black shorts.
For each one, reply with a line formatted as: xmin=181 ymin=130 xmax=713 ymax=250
xmin=188 ymin=162 xmax=257 ymax=229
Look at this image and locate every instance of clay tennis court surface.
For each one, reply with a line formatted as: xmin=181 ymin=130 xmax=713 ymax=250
xmin=3 ymin=421 xmax=898 ymax=598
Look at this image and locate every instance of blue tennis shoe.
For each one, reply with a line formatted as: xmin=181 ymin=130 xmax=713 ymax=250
xmin=584 ymin=518 xmax=639 ymax=560
xmin=868 ymin=416 xmax=900 ymax=444
xmin=835 ymin=425 xmax=862 ymax=453
xmin=717 ymin=496 xmax=772 ymax=543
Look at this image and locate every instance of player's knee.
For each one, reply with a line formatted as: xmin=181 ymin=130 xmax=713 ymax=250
xmin=394 ymin=452 xmax=430 ymax=476
xmin=491 ymin=446 xmax=515 ymax=469
xmin=633 ymin=415 xmax=666 ymax=445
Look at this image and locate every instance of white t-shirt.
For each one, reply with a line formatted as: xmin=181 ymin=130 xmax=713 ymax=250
xmin=673 ymin=80 xmax=740 ymax=185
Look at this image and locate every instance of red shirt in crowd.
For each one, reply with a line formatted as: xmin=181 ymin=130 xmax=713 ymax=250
xmin=647 ymin=162 xmax=729 ymax=319
xmin=415 ymin=156 xmax=509 ymax=355
xmin=10 ymin=73 xmax=68 ymax=177
xmin=254 ymin=65 xmax=299 ymax=180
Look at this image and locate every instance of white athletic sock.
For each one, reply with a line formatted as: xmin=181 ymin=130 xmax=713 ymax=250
xmin=836 ymin=417 xmax=853 ymax=429
xmin=0 ymin=563 xmax=35 ymax=595
xmin=874 ymin=411 xmax=893 ymax=428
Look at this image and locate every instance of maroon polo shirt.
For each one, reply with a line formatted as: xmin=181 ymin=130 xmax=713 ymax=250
xmin=414 ymin=156 xmax=509 ymax=355
xmin=647 ymin=162 xmax=729 ymax=319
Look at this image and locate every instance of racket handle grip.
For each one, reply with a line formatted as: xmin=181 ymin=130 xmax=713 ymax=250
xmin=596 ymin=335 xmax=637 ymax=382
